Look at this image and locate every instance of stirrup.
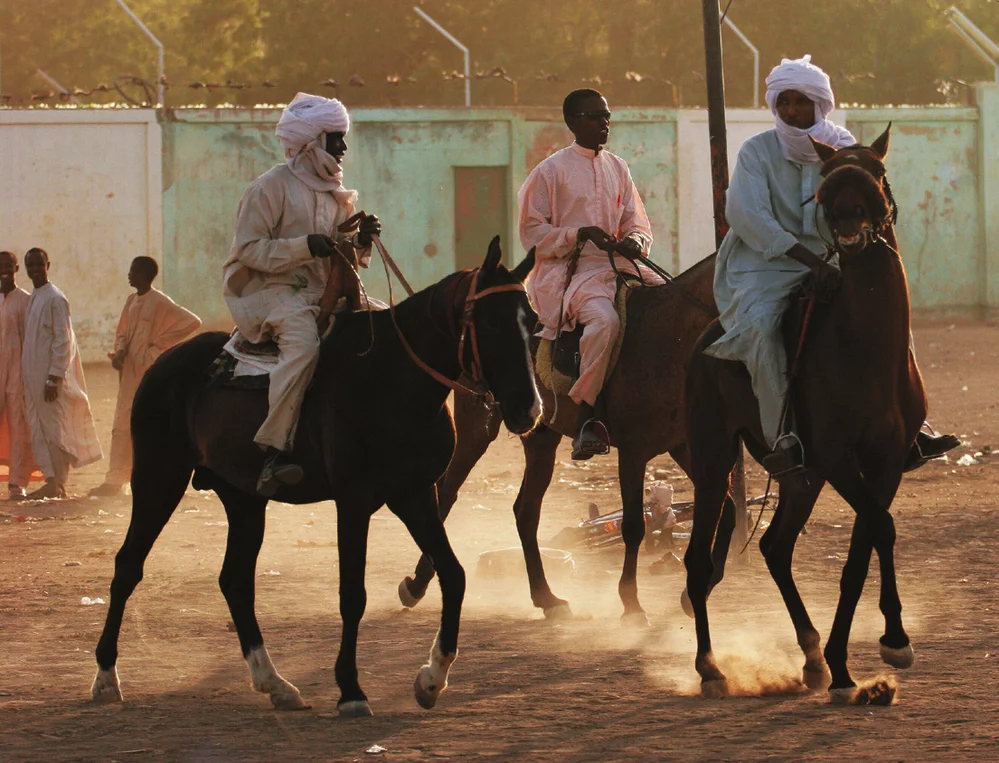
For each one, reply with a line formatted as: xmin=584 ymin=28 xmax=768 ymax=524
xmin=761 ymin=433 xmax=809 ymax=488
xmin=572 ymin=419 xmax=610 ymax=461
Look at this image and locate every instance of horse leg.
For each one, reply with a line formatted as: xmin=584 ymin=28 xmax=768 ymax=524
xmin=214 ymin=482 xmax=308 ymax=711
xmin=400 ymin=391 xmax=499 ymax=608
xmin=823 ymin=512 xmax=875 ymax=701
xmin=683 ymin=436 xmax=739 ymax=697
xmin=618 ymin=449 xmax=650 ymax=627
xmin=387 ymin=484 xmax=466 ymax=710
xmin=758 ymin=479 xmax=829 ymax=690
xmin=827 ymin=468 xmax=912 ymax=671
xmin=334 ymin=504 xmax=375 ymax=716
xmin=513 ymin=423 xmax=569 ymax=618
xmin=92 ymin=459 xmax=192 ymax=703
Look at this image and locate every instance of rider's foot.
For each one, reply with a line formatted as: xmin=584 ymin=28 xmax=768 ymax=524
xmin=762 ymin=433 xmax=810 ymax=490
xmin=572 ymin=419 xmax=610 ymax=460
xmin=7 ymin=484 xmax=26 ymax=501
xmin=256 ymin=449 xmax=305 ymax=497
xmin=903 ymin=430 xmax=961 ymax=472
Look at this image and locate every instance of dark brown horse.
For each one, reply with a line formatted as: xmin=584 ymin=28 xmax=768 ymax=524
xmin=92 ymin=237 xmax=541 ymax=716
xmin=682 ymin=128 xmax=925 ymax=702
xmin=398 ymin=254 xmax=738 ymax=626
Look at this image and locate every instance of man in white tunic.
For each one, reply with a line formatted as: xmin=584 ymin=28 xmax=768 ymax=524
xmin=706 ymin=55 xmax=957 ymax=476
xmin=22 ymin=248 xmax=102 ymax=499
xmin=90 ymin=257 xmax=201 ymax=497
xmin=0 ymin=251 xmax=34 ymax=499
xmin=519 ymin=88 xmax=658 ymax=459
xmin=224 ymin=93 xmax=381 ymax=496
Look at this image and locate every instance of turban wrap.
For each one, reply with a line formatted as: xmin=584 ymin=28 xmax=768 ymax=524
xmin=275 ymin=92 xmax=357 ymax=204
xmin=764 ymin=55 xmax=855 ymax=164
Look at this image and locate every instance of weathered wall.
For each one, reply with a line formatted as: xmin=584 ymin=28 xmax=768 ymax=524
xmin=0 ymin=109 xmax=161 ymax=361
xmin=2 ymin=100 xmax=996 ymax=363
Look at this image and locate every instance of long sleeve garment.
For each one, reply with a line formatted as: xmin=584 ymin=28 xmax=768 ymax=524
xmin=704 ymin=129 xmax=836 ymax=445
xmin=0 ymin=287 xmax=35 ymax=486
xmin=22 ymin=283 xmax=102 ymax=480
xmin=519 ymin=143 xmax=656 ymax=340
xmin=104 ymin=288 xmax=201 ymax=485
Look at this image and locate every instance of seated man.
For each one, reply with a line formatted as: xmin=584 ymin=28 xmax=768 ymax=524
xmin=223 ymin=92 xmax=381 ymax=496
xmin=705 ymin=55 xmax=957 ymax=479
xmin=519 ymin=88 xmax=660 ymax=460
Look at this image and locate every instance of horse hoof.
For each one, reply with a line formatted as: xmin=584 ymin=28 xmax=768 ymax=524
xmin=829 ymin=685 xmax=858 ymax=705
xmin=413 ymin=674 xmax=439 ymax=710
xmin=270 ymin=690 xmax=311 ymax=711
xmin=680 ymin=588 xmax=694 ymax=619
xmin=803 ymin=666 xmax=831 ymax=691
xmin=91 ymin=667 xmax=123 ymax=703
xmin=398 ymin=578 xmax=424 ymax=609
xmin=338 ymin=700 xmax=373 ymax=718
xmin=621 ymin=611 xmax=651 ymax=629
xmin=543 ymin=603 xmax=573 ymax=621
xmin=880 ymin=642 xmax=914 ymax=670
xmin=700 ymin=678 xmax=728 ymax=699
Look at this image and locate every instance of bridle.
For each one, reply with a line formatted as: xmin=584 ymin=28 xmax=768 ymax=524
xmin=372 ymin=236 xmax=526 ymax=404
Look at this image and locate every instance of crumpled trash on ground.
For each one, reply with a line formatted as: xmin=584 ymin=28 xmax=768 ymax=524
xmin=80 ymin=596 xmax=105 ymax=606
xmin=957 ymin=454 xmax=982 ymax=466
xmin=366 ymin=744 xmax=387 ymax=755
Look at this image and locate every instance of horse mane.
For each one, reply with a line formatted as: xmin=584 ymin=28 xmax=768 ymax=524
xmin=816 ymin=164 xmax=890 ymax=226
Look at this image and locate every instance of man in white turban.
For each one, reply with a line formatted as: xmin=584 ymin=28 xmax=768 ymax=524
xmin=223 ymin=92 xmax=381 ymax=496
xmin=703 ymin=55 xmax=855 ymax=480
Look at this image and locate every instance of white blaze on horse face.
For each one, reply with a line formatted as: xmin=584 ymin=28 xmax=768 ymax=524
xmin=517 ymin=303 xmax=543 ymax=422
xmin=246 ymin=645 xmax=309 ymax=710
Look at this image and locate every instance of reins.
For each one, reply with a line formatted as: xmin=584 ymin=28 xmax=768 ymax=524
xmin=370 ymin=234 xmax=525 ymax=404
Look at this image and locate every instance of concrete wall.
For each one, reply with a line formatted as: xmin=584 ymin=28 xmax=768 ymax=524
xmin=0 ymin=109 xmax=161 ymax=360
xmin=3 ymin=98 xmax=998 ymax=360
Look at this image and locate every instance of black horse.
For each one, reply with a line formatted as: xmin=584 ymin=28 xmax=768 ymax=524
xmin=92 ymin=237 xmax=540 ymax=716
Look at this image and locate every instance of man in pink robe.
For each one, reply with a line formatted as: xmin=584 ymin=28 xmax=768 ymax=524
xmin=519 ymin=88 xmax=658 ymax=459
xmin=0 ymin=251 xmax=35 ymax=499
xmin=90 ymin=257 xmax=201 ymax=496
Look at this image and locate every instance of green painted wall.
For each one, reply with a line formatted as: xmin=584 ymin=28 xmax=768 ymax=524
xmin=162 ymin=104 xmax=992 ymax=328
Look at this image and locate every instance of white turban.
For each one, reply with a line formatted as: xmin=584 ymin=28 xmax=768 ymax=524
xmin=275 ymin=92 xmax=356 ymax=204
xmin=764 ymin=55 xmax=855 ymax=164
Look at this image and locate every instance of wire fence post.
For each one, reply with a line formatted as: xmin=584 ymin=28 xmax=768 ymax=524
xmin=114 ymin=0 xmax=164 ymax=105
xmin=413 ymin=7 xmax=470 ymax=107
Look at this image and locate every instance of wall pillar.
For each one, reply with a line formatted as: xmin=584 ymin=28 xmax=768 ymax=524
xmin=975 ymin=83 xmax=999 ymax=311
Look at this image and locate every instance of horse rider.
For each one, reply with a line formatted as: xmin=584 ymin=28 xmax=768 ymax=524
xmin=519 ymin=88 xmax=662 ymax=460
xmin=223 ymin=92 xmax=381 ymax=496
xmin=704 ymin=55 xmax=958 ymax=479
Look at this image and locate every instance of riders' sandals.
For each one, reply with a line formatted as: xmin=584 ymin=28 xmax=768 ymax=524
xmin=256 ymin=453 xmax=305 ymax=497
xmin=25 ymin=481 xmax=67 ymax=500
xmin=7 ymin=484 xmax=26 ymax=501
xmin=903 ymin=431 xmax=961 ymax=472
xmin=571 ymin=420 xmax=610 ymax=461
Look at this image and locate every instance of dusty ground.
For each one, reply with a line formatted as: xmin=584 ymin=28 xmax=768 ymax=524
xmin=2 ymin=323 xmax=997 ymax=762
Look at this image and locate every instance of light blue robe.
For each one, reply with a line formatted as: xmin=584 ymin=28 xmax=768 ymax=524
xmin=704 ymin=129 xmax=836 ymax=446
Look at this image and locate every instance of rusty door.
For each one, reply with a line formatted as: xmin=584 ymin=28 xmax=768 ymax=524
xmin=454 ymin=166 xmax=509 ymax=270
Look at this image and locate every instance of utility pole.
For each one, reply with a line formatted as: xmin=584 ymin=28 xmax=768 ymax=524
xmin=702 ymin=0 xmax=750 ymax=562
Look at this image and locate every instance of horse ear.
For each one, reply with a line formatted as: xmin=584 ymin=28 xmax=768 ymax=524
xmin=511 ymin=247 xmax=536 ymax=283
xmin=870 ymin=122 xmax=891 ymax=160
xmin=810 ymin=136 xmax=838 ymax=164
xmin=481 ymin=235 xmax=502 ymax=278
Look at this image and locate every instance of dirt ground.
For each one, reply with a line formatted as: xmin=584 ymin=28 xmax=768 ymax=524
xmin=2 ymin=323 xmax=998 ymax=762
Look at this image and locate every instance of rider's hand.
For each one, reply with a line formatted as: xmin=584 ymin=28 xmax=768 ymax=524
xmin=356 ymin=214 xmax=381 ymax=247
xmin=307 ymin=233 xmax=337 ymax=259
xmin=577 ymin=226 xmax=614 ymax=252
xmin=108 ymin=350 xmax=126 ymax=371
xmin=809 ymin=260 xmax=842 ymax=298
xmin=614 ymin=237 xmax=643 ymax=260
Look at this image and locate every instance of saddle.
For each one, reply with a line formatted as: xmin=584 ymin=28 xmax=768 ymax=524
xmin=207 ymin=333 xmax=277 ymax=390
xmin=534 ymin=278 xmax=634 ymax=397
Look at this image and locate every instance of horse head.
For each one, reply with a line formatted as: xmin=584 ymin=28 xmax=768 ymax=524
xmin=461 ymin=236 xmax=541 ymax=435
xmin=815 ymin=163 xmax=892 ymax=257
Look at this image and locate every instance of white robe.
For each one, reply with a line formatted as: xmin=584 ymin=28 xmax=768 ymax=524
xmin=22 ymin=283 xmax=102 ymax=481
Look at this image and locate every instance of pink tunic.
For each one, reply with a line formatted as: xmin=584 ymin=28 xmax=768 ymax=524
xmin=518 ymin=143 xmax=656 ymax=340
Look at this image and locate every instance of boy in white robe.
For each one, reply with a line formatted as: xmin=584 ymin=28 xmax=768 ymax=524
xmin=22 ymin=248 xmax=102 ymax=498
xmin=90 ymin=257 xmax=201 ymax=497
